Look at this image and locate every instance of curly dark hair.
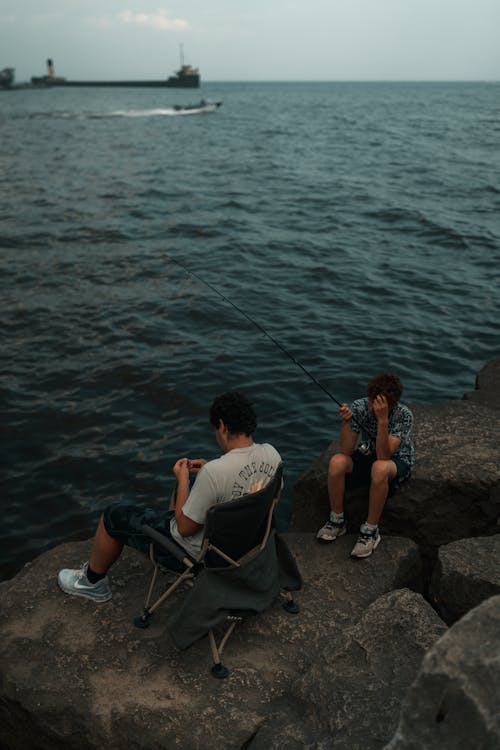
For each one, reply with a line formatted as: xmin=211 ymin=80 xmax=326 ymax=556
xmin=366 ymin=373 xmax=403 ymax=411
xmin=209 ymin=391 xmax=257 ymax=436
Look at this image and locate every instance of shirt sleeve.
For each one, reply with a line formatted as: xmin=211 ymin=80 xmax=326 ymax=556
xmin=181 ymin=466 xmax=218 ymax=526
xmin=391 ymin=407 xmax=413 ymax=440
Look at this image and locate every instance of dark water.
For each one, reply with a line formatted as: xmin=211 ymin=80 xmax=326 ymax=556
xmin=1 ymin=81 xmax=499 ymax=581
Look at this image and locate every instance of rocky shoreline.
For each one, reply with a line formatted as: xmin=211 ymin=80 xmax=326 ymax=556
xmin=1 ymin=359 xmax=499 ymax=749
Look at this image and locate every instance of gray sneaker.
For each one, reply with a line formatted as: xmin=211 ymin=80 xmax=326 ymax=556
xmin=316 ymin=519 xmax=347 ymax=542
xmin=350 ymin=530 xmax=381 ymax=558
xmin=58 ymin=563 xmax=112 ymax=602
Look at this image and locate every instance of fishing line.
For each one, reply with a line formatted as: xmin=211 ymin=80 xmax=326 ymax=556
xmin=167 ymin=254 xmax=375 ymax=438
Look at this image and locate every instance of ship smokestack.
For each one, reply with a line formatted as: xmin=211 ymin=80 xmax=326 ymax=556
xmin=47 ymin=59 xmax=54 ymax=79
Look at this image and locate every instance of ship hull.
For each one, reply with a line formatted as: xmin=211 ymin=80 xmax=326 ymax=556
xmin=30 ymin=77 xmax=200 ymax=88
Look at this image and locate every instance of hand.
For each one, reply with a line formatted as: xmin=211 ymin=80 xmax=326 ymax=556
xmin=188 ymin=458 xmax=207 ymax=474
xmin=173 ymin=458 xmax=190 ymax=481
xmin=338 ymin=403 xmax=353 ymax=423
xmin=371 ymin=394 xmax=389 ymax=422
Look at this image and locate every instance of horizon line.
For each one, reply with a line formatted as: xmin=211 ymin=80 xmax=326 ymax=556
xmin=10 ymin=77 xmax=499 ymax=85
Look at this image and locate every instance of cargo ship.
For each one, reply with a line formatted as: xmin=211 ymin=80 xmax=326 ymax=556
xmin=30 ymin=50 xmax=200 ymax=89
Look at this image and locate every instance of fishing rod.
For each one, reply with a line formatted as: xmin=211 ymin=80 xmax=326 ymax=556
xmin=166 ymin=254 xmax=376 ymax=439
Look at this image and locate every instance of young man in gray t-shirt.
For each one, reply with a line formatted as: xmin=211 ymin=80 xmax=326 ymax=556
xmin=57 ymin=391 xmax=282 ymax=602
xmin=171 ymin=439 xmax=281 ymax=558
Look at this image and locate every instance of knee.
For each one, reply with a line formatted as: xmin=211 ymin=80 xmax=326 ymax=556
xmin=329 ymin=453 xmax=351 ymax=477
xmin=371 ymin=460 xmax=392 ymax=483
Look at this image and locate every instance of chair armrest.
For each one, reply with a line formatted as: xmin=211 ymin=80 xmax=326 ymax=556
xmin=141 ymin=524 xmax=193 ymax=565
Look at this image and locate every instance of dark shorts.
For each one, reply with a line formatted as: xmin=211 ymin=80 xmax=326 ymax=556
xmin=346 ymin=450 xmax=411 ymax=497
xmin=103 ymin=502 xmax=185 ymax=572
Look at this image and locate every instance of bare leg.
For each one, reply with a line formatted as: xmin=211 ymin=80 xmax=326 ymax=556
xmin=89 ymin=515 xmax=123 ymax=575
xmin=328 ymin=453 xmax=354 ymax=514
xmin=366 ymin=460 xmax=397 ymax=525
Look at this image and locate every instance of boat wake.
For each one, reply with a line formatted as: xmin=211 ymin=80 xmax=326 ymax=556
xmin=16 ymin=103 xmax=222 ymax=121
xmin=111 ymin=105 xmax=220 ymax=117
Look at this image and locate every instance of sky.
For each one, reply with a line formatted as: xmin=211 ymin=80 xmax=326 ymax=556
xmin=1 ymin=0 xmax=499 ymax=83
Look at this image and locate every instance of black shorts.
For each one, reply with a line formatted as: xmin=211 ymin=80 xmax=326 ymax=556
xmin=346 ymin=450 xmax=411 ymax=497
xmin=103 ymin=502 xmax=185 ymax=571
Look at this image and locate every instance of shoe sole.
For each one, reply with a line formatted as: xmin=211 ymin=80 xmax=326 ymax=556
xmin=350 ymin=535 xmax=381 ymax=559
xmin=316 ymin=528 xmax=347 ymax=543
xmin=57 ymin=578 xmax=112 ymax=603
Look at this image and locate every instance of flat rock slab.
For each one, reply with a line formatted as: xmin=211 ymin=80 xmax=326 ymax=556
xmin=429 ymin=534 xmax=500 ymax=624
xmin=384 ymin=594 xmax=500 ymax=750
xmin=0 ymin=534 xmax=429 ymax=750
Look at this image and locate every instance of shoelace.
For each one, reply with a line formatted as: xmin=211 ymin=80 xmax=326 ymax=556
xmin=357 ymin=532 xmax=376 ymax=544
xmin=77 ymin=562 xmax=89 ymax=579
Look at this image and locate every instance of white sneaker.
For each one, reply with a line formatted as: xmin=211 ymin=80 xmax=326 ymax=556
xmin=58 ymin=562 xmax=112 ymax=602
xmin=350 ymin=530 xmax=381 ymax=558
xmin=316 ymin=519 xmax=347 ymax=542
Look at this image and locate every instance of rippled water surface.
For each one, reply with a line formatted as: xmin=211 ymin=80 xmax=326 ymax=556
xmin=1 ymin=81 xmax=499 ymax=579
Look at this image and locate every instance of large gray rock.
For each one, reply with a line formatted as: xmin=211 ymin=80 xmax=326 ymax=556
xmin=291 ymin=359 xmax=500 ymax=550
xmin=384 ymin=594 xmax=500 ymax=750
xmin=429 ymin=534 xmax=500 ymax=624
xmin=0 ymin=534 xmax=427 ymax=750
xmin=248 ymin=589 xmax=447 ymax=749
xmin=463 ymin=358 xmax=500 ymax=410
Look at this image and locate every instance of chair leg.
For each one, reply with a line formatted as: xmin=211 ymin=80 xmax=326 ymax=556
xmin=134 ymin=554 xmax=160 ymax=628
xmin=134 ymin=544 xmax=194 ymax=629
xmin=134 ymin=608 xmax=153 ymax=629
xmin=208 ymin=617 xmax=241 ymax=680
xmin=211 ymin=663 xmax=230 ymax=679
xmin=209 ymin=630 xmax=229 ymax=678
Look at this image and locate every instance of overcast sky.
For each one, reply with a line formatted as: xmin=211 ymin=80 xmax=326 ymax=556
xmin=1 ymin=0 xmax=499 ymax=83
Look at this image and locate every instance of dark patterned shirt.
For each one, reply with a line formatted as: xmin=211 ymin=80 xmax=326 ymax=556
xmin=349 ymin=398 xmax=415 ymax=469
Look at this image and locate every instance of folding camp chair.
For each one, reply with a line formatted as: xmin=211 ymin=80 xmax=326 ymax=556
xmin=133 ymin=464 xmax=301 ymax=678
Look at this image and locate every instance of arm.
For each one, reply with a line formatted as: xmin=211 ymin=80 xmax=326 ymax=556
xmin=338 ymin=403 xmax=359 ymax=455
xmin=172 ymin=458 xmax=204 ymax=537
xmin=372 ymin=395 xmax=401 ymax=460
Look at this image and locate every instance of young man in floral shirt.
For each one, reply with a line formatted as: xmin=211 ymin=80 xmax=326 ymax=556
xmin=317 ymin=373 xmax=414 ymax=558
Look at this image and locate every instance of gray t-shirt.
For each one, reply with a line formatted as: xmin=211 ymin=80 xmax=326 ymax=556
xmin=170 ymin=442 xmax=282 ymax=558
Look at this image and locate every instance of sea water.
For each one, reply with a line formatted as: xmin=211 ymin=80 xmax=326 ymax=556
xmin=1 ymin=81 xmax=499 ymax=579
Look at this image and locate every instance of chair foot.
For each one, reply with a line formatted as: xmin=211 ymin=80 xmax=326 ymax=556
xmin=134 ymin=609 xmax=152 ymax=629
xmin=211 ymin=663 xmax=229 ymax=679
xmin=283 ymin=599 xmax=300 ymax=614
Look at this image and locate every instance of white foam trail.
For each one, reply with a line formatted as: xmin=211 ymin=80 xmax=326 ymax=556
xmin=111 ymin=108 xmax=178 ymax=117
xmin=110 ymin=107 xmax=216 ymax=117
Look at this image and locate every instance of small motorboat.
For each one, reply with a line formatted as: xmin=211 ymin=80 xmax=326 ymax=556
xmin=173 ymin=99 xmax=222 ymax=114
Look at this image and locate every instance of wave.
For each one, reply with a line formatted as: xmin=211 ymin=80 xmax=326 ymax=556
xmin=365 ymin=206 xmax=471 ymax=249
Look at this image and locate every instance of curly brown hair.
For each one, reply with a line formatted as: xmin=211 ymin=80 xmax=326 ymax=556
xmin=209 ymin=391 xmax=257 ymax=436
xmin=366 ymin=373 xmax=403 ymax=411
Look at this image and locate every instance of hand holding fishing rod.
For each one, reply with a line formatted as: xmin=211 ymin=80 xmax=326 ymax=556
xmin=338 ymin=403 xmax=354 ymax=423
